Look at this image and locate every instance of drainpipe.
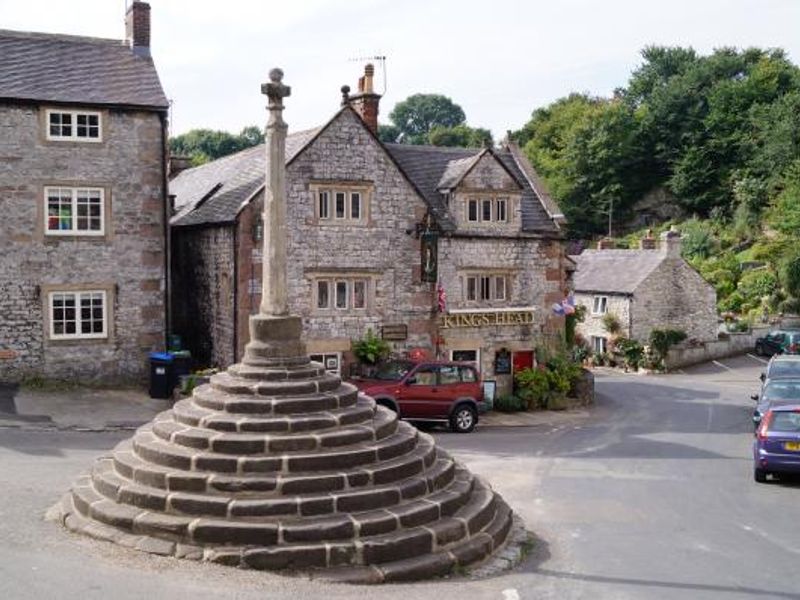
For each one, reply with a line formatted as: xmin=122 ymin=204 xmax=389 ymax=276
xmin=160 ymin=111 xmax=171 ymax=349
xmin=232 ymin=223 xmax=239 ymax=363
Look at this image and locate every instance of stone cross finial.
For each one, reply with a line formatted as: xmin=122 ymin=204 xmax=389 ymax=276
xmin=260 ymin=68 xmax=291 ymax=316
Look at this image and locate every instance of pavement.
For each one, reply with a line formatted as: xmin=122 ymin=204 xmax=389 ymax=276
xmin=0 ymin=381 xmax=590 ymax=432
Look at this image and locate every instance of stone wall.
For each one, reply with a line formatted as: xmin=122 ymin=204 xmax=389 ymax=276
xmin=0 ymin=104 xmax=166 ymax=382
xmin=236 ymin=196 xmax=263 ymax=359
xmin=665 ymin=326 xmax=769 ymax=370
xmin=171 ymin=226 xmax=235 ymax=369
xmin=632 ymin=258 xmax=717 ymax=343
xmin=574 ymin=293 xmax=631 ymax=344
xmin=284 ymin=109 xmax=432 ymax=364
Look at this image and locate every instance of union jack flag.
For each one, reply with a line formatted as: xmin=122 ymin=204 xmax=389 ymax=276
xmin=437 ymin=280 xmax=447 ymax=313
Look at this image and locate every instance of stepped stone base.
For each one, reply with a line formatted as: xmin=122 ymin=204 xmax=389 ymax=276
xmin=54 ymin=315 xmax=519 ymax=582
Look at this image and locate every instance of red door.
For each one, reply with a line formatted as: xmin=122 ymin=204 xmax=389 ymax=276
xmin=512 ymin=351 xmax=534 ymax=373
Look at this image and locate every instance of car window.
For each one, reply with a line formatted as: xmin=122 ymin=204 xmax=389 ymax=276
xmin=439 ymin=365 xmax=460 ymax=385
xmin=411 ymin=367 xmax=437 ymax=386
xmin=373 ymin=360 xmax=415 ymax=381
xmin=768 ymin=361 xmax=800 ymax=378
xmin=460 ymin=367 xmax=477 ymax=382
xmin=769 ymin=412 xmax=800 ymax=433
xmin=764 ymin=382 xmax=800 ymax=400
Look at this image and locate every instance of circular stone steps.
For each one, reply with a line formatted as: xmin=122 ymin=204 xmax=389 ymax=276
xmin=55 ymin=314 xmax=517 ymax=582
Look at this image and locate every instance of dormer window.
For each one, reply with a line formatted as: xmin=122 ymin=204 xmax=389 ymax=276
xmin=46 ymin=109 xmax=102 ymax=142
xmin=466 ymin=196 xmax=511 ymax=224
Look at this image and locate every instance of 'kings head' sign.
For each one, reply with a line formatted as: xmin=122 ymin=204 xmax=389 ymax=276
xmin=440 ymin=310 xmax=535 ymax=329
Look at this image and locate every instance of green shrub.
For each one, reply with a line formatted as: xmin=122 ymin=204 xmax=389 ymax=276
xmin=737 ymin=269 xmax=778 ymax=303
xmin=351 ymin=328 xmax=391 ymax=365
xmin=718 ymin=290 xmax=745 ymax=313
xmin=515 ymin=367 xmax=550 ymax=410
xmin=602 ymin=313 xmax=622 ymax=335
xmin=649 ymin=328 xmax=687 ymax=366
xmin=613 ymin=337 xmax=645 ymax=370
xmin=494 ymin=394 xmax=527 ymax=412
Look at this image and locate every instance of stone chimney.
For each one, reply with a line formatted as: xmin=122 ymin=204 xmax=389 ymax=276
xmin=347 ymin=64 xmax=381 ymax=135
xmin=639 ymin=229 xmax=657 ymax=250
xmin=168 ymin=155 xmax=193 ymax=179
xmin=660 ymin=226 xmax=682 ymax=259
xmin=597 ymin=238 xmax=616 ymax=250
xmin=125 ymin=1 xmax=151 ymax=57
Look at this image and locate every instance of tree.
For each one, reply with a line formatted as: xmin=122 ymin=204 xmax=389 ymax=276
xmin=428 ymin=124 xmax=492 ymax=148
xmin=387 ymin=94 xmax=467 ymax=144
xmin=169 ymin=125 xmax=264 ymax=165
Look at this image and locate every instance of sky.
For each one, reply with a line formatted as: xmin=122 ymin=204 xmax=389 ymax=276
xmin=3 ymin=0 xmax=799 ymax=139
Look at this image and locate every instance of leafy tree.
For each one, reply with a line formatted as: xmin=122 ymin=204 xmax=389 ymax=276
xmin=378 ymin=124 xmax=402 ymax=144
xmin=428 ymin=124 xmax=492 ymax=148
xmin=169 ymin=125 xmax=265 ymax=165
xmin=387 ymin=94 xmax=467 ymax=145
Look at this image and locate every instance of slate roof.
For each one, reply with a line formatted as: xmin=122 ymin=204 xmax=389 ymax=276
xmin=172 ymin=109 xmax=560 ymax=234
xmin=572 ymin=249 xmax=665 ymax=294
xmin=0 ymin=29 xmax=168 ymax=109
xmin=171 ymin=128 xmax=321 ymax=227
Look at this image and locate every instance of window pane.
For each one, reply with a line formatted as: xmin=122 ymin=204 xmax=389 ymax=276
xmin=467 ymin=277 xmax=477 ymax=301
xmin=480 ymin=276 xmax=491 ymax=301
xmin=335 ymin=192 xmax=346 ymax=218
xmin=495 ymin=276 xmax=506 ymax=300
xmin=439 ymin=366 xmax=460 ymax=384
xmin=353 ymin=280 xmax=366 ymax=309
xmin=468 ymin=199 xmax=478 ymax=222
xmin=335 ymin=281 xmax=347 ymax=308
xmin=350 ymin=192 xmax=361 ymax=219
xmin=412 ymin=368 xmax=437 ymax=386
xmin=317 ymin=281 xmax=329 ymax=308
xmin=496 ymin=198 xmax=507 ymax=222
xmin=482 ymin=199 xmax=492 ymax=221
xmin=318 ymin=191 xmax=329 ymax=219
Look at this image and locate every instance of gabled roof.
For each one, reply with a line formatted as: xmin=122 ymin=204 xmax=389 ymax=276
xmin=385 ymin=143 xmax=558 ymax=234
xmin=171 ymin=127 xmax=320 ymax=227
xmin=506 ymin=142 xmax=565 ymax=225
xmin=436 ymin=153 xmax=486 ymax=191
xmin=572 ymin=249 xmax=665 ymax=294
xmin=172 ymin=107 xmax=560 ymax=234
xmin=0 ymin=29 xmax=168 ymax=109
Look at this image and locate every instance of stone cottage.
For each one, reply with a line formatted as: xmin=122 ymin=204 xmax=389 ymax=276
xmin=0 ymin=2 xmax=169 ymax=382
xmin=170 ymin=66 xmax=569 ymax=396
xmin=571 ymin=230 xmax=717 ymax=354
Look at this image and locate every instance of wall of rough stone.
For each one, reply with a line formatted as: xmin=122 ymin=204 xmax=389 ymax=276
xmin=0 ymin=104 xmax=166 ymax=382
xmin=284 ymin=109 xmax=432 ymax=367
xmin=665 ymin=326 xmax=769 ymax=370
xmin=171 ymin=226 xmax=235 ymax=369
xmin=574 ymin=293 xmax=632 ymax=344
xmin=632 ymin=258 xmax=718 ymax=343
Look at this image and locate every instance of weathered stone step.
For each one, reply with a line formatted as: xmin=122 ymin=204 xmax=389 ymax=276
xmin=130 ymin=421 xmax=420 ymax=475
xmin=151 ymin=407 xmax=397 ymax=455
xmin=209 ymin=371 xmax=344 ymax=398
xmin=172 ymin=395 xmax=377 ymax=432
xmin=192 ymin=383 xmax=359 ymax=415
xmin=112 ymin=432 xmax=439 ymax=497
xmin=227 ymin=362 xmax=326 ymax=381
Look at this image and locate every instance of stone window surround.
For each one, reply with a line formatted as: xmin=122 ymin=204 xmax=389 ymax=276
xmin=308 ymin=271 xmax=376 ymax=314
xmin=39 ymin=107 xmax=109 ymax=146
xmin=309 ymin=181 xmax=373 ymax=226
xmin=463 ymin=192 xmax=519 ymax=225
xmin=43 ymin=185 xmax=106 ymax=236
xmin=592 ymin=295 xmax=608 ymax=315
xmin=35 ymin=181 xmax=113 ymax=242
xmin=40 ymin=282 xmax=116 ymax=345
xmin=459 ymin=269 xmax=514 ymax=306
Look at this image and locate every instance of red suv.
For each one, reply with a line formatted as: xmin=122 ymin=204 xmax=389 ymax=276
xmin=354 ymin=359 xmax=485 ymax=433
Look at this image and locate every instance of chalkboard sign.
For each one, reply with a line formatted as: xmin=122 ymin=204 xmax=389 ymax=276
xmin=494 ymin=349 xmax=511 ymax=374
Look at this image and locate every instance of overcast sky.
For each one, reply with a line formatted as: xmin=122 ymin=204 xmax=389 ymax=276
xmin=3 ymin=0 xmax=799 ymax=139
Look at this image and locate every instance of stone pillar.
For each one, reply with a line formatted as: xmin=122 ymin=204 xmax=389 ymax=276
xmin=260 ymin=68 xmax=291 ymax=316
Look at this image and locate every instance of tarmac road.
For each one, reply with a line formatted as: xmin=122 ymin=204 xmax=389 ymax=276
xmin=1 ymin=354 xmax=799 ymax=599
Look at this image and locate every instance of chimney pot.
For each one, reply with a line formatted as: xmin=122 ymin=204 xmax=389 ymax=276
xmin=346 ymin=65 xmax=381 ymax=135
xmin=125 ymin=1 xmax=151 ymax=56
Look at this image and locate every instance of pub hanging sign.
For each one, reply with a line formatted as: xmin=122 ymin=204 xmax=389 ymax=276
xmin=420 ymin=231 xmax=438 ymax=283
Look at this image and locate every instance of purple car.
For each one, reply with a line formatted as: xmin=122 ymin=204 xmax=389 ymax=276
xmin=753 ymin=404 xmax=800 ymax=483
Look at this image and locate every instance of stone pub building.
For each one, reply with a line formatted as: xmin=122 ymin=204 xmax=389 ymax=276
xmin=170 ymin=66 xmax=568 ymax=395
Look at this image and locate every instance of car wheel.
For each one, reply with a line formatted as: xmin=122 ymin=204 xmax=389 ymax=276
xmin=755 ymin=343 xmax=763 ymax=356
xmin=450 ymin=404 xmax=477 ymax=433
xmin=754 ymin=468 xmax=768 ymax=483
